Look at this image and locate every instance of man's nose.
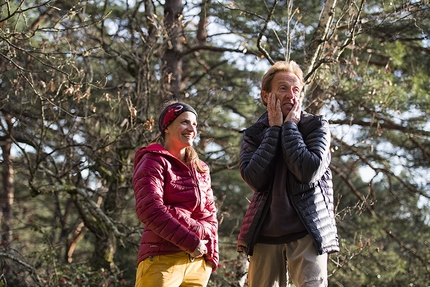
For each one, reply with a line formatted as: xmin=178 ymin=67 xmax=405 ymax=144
xmin=286 ymin=88 xmax=295 ymax=99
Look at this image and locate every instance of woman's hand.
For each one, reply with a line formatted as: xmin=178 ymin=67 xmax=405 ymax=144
xmin=189 ymin=239 xmax=208 ymax=258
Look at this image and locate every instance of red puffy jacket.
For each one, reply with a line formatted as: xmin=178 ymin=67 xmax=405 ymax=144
xmin=133 ymin=143 xmax=218 ymax=270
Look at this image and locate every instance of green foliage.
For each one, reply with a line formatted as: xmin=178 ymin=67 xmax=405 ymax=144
xmin=1 ymin=221 xmax=127 ymax=286
xmin=1 ymin=0 xmax=429 ymax=286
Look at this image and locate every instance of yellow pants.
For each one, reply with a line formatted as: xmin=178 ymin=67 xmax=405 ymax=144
xmin=134 ymin=252 xmax=212 ymax=287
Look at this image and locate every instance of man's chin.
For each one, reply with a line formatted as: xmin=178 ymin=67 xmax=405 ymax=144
xmin=282 ymin=109 xmax=292 ymax=118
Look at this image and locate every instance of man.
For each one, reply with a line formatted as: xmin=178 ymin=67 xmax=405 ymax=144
xmin=237 ymin=61 xmax=339 ymax=287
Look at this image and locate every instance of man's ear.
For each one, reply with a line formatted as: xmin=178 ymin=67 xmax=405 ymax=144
xmin=261 ymin=90 xmax=269 ymax=105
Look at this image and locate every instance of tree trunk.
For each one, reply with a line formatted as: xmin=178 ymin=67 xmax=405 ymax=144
xmin=162 ymin=0 xmax=184 ymax=101
xmin=302 ymin=0 xmax=337 ymax=93
xmin=90 ymin=232 xmax=117 ymax=271
xmin=0 ymin=112 xmax=14 ymax=244
xmin=88 ymin=181 xmax=123 ymax=272
xmin=196 ymin=0 xmax=209 ymax=45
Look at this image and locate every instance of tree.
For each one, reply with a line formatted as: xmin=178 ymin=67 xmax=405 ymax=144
xmin=0 ymin=0 xmax=258 ymax=285
xmin=1 ymin=0 xmax=429 ymax=286
xmin=0 ymin=112 xmax=14 ymax=245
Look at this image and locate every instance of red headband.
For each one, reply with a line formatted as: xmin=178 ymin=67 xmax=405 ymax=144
xmin=158 ymin=103 xmax=197 ymax=133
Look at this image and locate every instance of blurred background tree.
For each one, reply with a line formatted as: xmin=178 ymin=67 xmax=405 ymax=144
xmin=0 ymin=0 xmax=429 ymax=286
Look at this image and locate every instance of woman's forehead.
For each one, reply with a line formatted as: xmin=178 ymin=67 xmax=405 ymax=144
xmin=175 ymin=111 xmax=197 ymax=121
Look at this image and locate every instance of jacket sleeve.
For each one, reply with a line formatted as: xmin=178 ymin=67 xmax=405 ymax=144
xmin=281 ymin=117 xmax=331 ymax=184
xmin=239 ymin=125 xmax=281 ymax=192
xmin=133 ymin=154 xmax=200 ymax=254
xmin=165 ymin=206 xmax=207 ymax=237
xmin=164 ymin=188 xmax=219 ymax=271
xmin=164 ymin=191 xmax=217 ymax=240
xmin=167 ymin=164 xmax=217 ymax=240
xmin=201 ymin=182 xmax=219 ymax=271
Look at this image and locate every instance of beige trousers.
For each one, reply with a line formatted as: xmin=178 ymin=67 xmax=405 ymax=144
xmin=248 ymin=235 xmax=328 ymax=287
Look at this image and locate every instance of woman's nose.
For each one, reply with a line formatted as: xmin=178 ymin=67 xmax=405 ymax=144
xmin=188 ymin=125 xmax=197 ymax=132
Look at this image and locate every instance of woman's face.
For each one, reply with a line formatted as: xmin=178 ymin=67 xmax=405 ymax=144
xmin=164 ymin=111 xmax=197 ymax=149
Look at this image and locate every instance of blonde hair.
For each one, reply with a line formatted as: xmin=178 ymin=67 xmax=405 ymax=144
xmin=153 ymin=100 xmax=207 ymax=173
xmin=260 ymin=61 xmax=304 ymax=105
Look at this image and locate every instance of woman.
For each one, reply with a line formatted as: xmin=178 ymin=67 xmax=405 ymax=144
xmin=133 ymin=101 xmax=218 ymax=287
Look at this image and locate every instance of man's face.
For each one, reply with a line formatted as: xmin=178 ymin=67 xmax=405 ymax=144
xmin=263 ymin=71 xmax=303 ymax=117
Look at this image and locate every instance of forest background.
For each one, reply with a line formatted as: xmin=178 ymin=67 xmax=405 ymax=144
xmin=0 ymin=0 xmax=429 ymax=286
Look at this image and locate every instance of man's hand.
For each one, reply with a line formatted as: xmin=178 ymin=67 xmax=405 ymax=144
xmin=284 ymin=97 xmax=301 ymax=125
xmin=267 ymin=93 xmax=283 ymax=127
